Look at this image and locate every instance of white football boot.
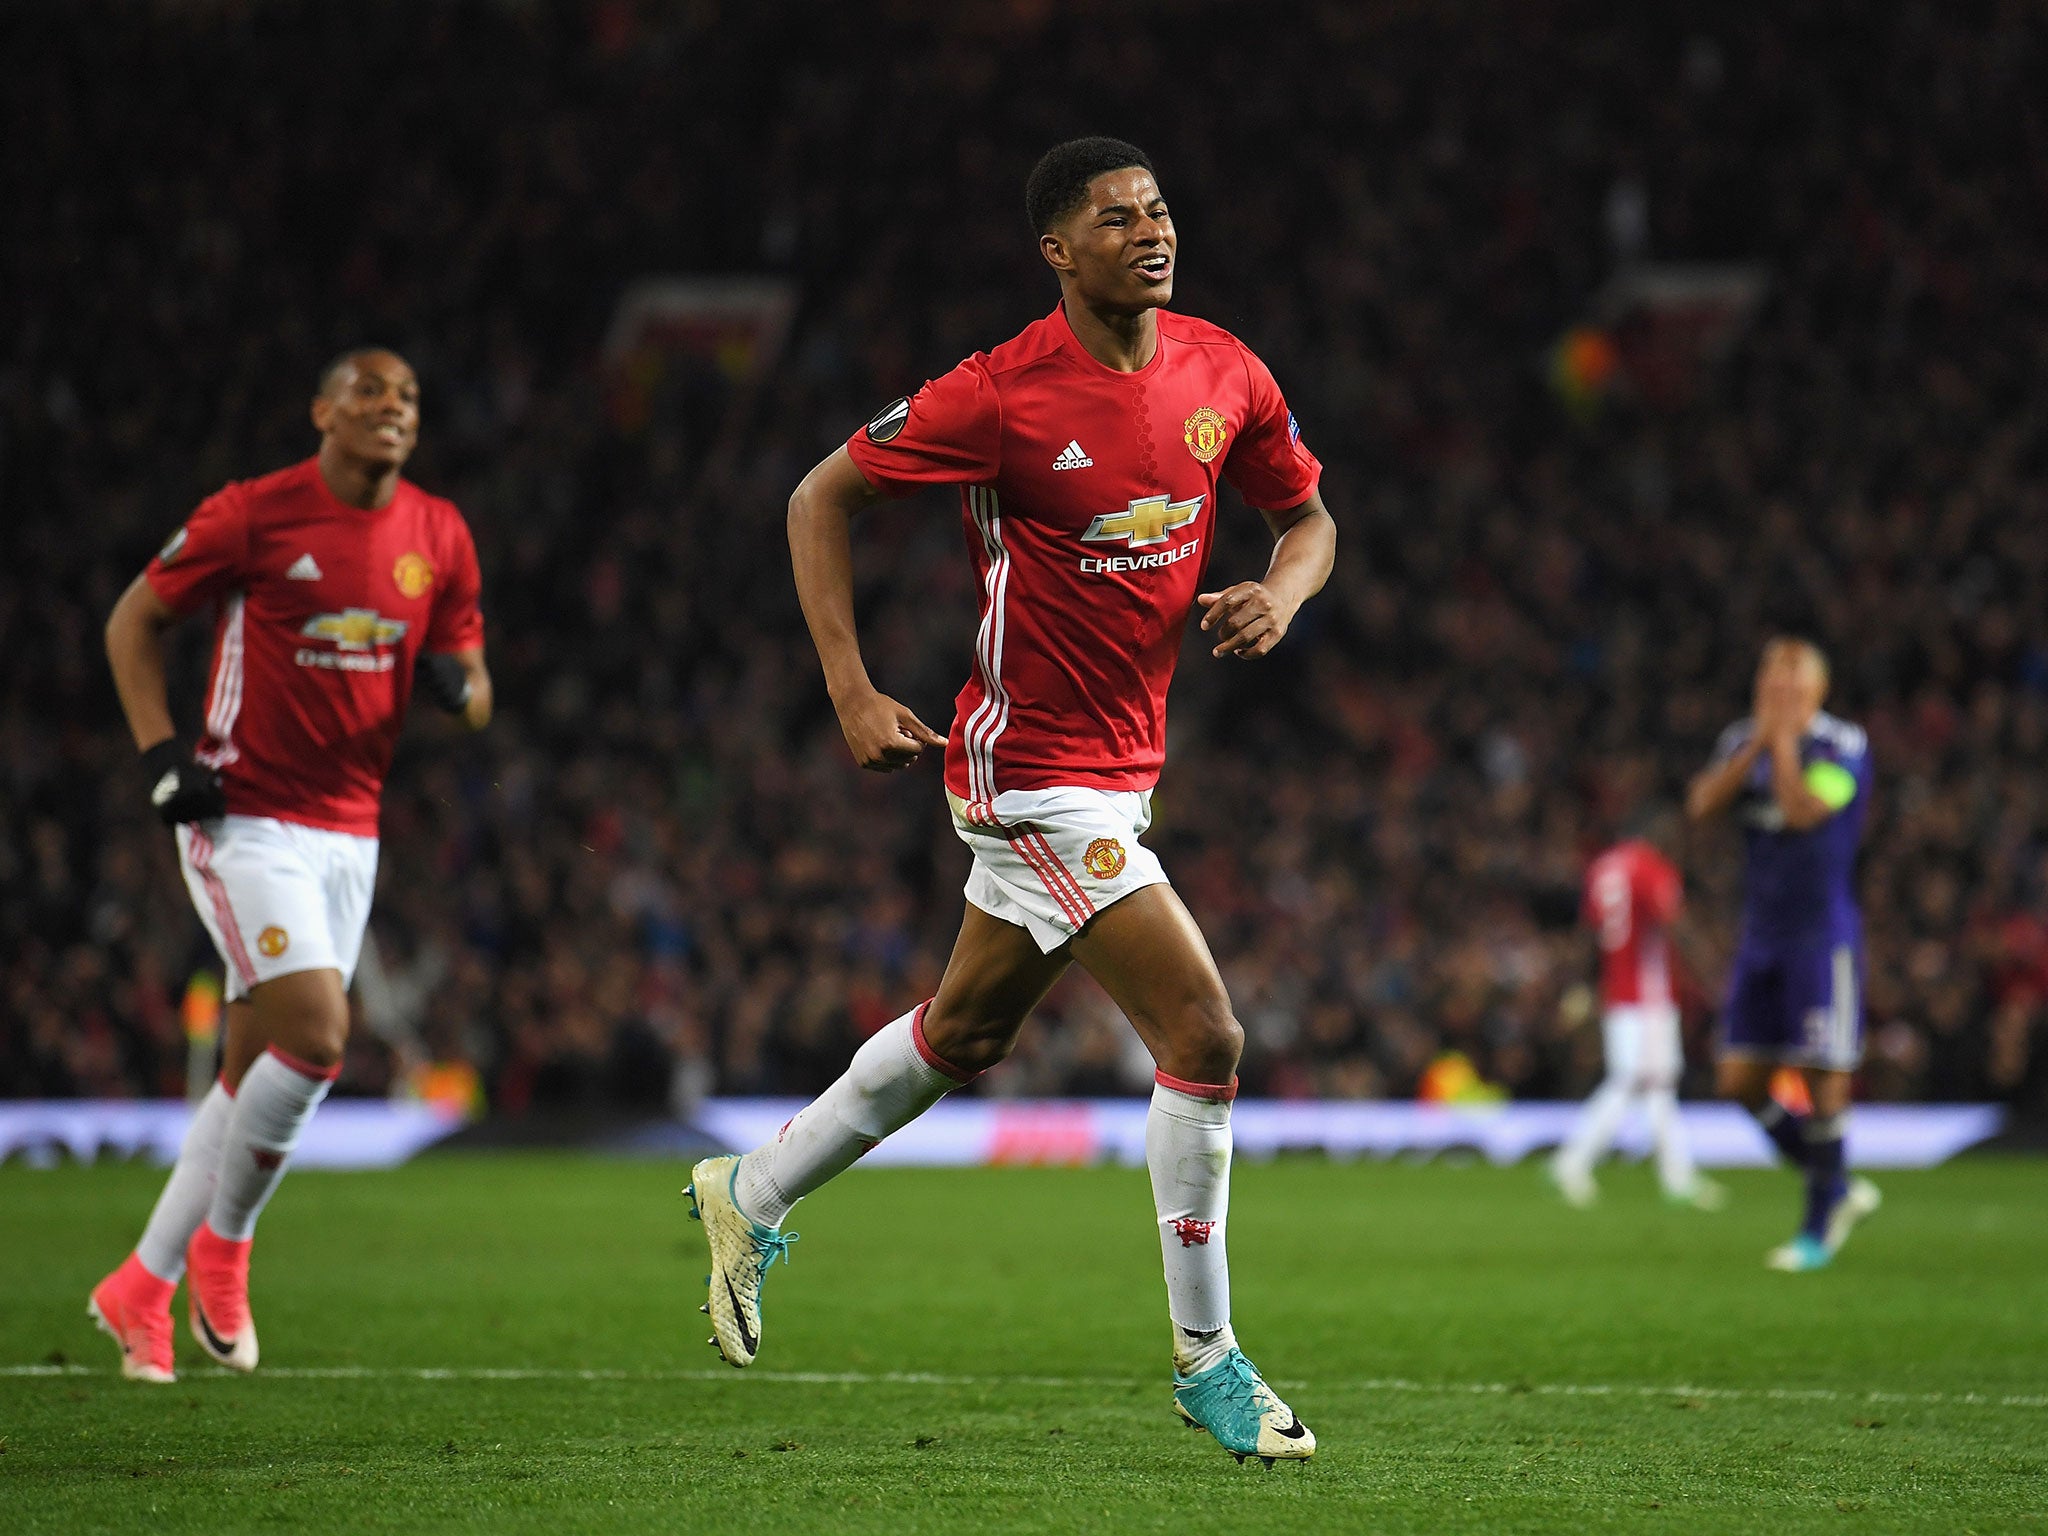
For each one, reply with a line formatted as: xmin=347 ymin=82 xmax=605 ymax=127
xmin=685 ymin=1154 xmax=798 ymax=1368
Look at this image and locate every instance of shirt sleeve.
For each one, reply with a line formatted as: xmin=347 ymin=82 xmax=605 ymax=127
xmin=1804 ymin=739 xmax=1865 ymax=813
xmin=426 ymin=512 xmax=486 ymax=652
xmin=1220 ymin=344 xmax=1322 ymax=511
xmin=844 ymin=358 xmax=1002 ymax=496
xmin=1641 ymin=854 xmax=1684 ymax=924
xmin=143 ymin=484 xmax=252 ymax=615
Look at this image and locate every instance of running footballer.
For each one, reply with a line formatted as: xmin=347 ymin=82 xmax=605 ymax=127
xmin=89 ymin=350 xmax=490 ymax=1382
xmin=685 ymin=138 xmax=1336 ymax=1463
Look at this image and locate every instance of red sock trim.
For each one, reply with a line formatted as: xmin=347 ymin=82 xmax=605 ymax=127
xmin=264 ymin=1044 xmax=341 ymax=1083
xmin=1154 ymin=1070 xmax=1238 ymax=1103
xmin=910 ymin=1001 xmax=978 ymax=1085
xmin=217 ymin=1074 xmax=236 ymax=1098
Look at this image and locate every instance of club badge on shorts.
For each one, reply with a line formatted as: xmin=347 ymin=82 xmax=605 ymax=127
xmin=1183 ymin=406 xmax=1229 ymax=464
xmin=393 ymin=552 xmax=434 ymax=599
xmin=257 ymin=926 xmax=290 ymax=958
xmin=1083 ymin=837 xmax=1128 ymax=880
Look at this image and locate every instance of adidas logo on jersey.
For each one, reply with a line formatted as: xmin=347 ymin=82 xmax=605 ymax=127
xmin=1052 ymin=440 xmax=1094 ymax=470
xmin=285 ymin=554 xmax=324 ymax=581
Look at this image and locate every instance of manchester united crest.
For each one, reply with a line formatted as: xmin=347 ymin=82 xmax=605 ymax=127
xmin=1083 ymin=837 xmax=1128 ymax=880
xmin=1183 ymin=406 xmax=1230 ymax=464
xmin=393 ymin=551 xmax=434 ymax=599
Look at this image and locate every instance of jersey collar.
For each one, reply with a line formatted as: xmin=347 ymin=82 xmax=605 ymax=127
xmin=1053 ymin=302 xmax=1169 ymax=381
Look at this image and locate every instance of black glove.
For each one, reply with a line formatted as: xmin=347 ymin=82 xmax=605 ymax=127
xmin=415 ymin=651 xmax=472 ymax=715
xmin=141 ymin=739 xmax=226 ymax=826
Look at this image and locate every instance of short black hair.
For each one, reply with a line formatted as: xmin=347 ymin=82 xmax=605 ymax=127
xmin=317 ymin=346 xmax=406 ymax=396
xmin=1025 ymin=137 xmax=1156 ymax=234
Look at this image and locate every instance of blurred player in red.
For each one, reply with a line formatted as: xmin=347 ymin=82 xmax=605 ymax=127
xmin=684 ymin=138 xmax=1334 ymax=1462
xmin=1549 ymin=818 xmax=1725 ymax=1210
xmin=89 ymin=350 xmax=491 ymax=1382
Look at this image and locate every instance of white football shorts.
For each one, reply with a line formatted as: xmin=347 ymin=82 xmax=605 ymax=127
xmin=948 ymin=787 xmax=1170 ymax=953
xmin=1602 ymin=1003 xmax=1683 ymax=1090
xmin=175 ymin=815 xmax=379 ymax=1000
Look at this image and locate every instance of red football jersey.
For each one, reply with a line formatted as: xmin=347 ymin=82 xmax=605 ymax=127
xmin=1583 ymin=840 xmax=1684 ymax=1008
xmin=145 ymin=458 xmax=484 ymax=836
xmin=845 ymin=304 xmax=1322 ymax=803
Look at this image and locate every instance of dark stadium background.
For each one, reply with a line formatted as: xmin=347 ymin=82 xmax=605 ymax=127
xmin=5 ymin=0 xmax=2045 ymax=1131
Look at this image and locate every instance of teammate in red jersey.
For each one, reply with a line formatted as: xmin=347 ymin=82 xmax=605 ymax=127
xmin=1549 ymin=822 xmax=1723 ymax=1210
xmin=89 ymin=349 xmax=491 ymax=1382
xmin=685 ymin=139 xmax=1335 ymax=1463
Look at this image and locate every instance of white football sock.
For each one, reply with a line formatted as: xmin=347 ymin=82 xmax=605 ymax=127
xmin=1149 ymin=1075 xmax=1237 ymax=1372
xmin=1555 ymin=1075 xmax=1631 ymax=1181
xmin=732 ymin=1003 xmax=969 ymax=1227
xmin=133 ymin=1080 xmax=235 ymax=1282
xmin=205 ymin=1048 xmax=336 ymax=1242
xmin=1645 ymin=1084 xmax=1697 ymax=1194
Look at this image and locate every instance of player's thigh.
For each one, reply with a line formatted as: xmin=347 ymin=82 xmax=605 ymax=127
xmin=949 ymin=787 xmax=1167 ymax=957
xmin=1633 ymin=1004 xmax=1682 ymax=1088
xmin=924 ymin=901 xmax=1072 ymax=1059
xmin=317 ymin=830 xmax=379 ymax=987
xmin=224 ymin=969 xmax=350 ymax=1084
xmin=1601 ymin=1007 xmax=1644 ymax=1083
xmin=1717 ymin=954 xmax=1786 ymax=1095
xmin=177 ymin=817 xmax=343 ymax=1003
xmin=1788 ymin=940 xmax=1863 ymax=1075
xmin=1715 ymin=1054 xmax=1775 ymax=1103
xmin=1068 ymin=882 xmax=1239 ymax=1079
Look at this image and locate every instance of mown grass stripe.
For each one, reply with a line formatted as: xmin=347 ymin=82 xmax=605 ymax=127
xmin=7 ymin=1361 xmax=2042 ymax=1409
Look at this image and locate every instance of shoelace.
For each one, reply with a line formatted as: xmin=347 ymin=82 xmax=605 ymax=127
xmin=748 ymin=1227 xmax=801 ymax=1272
xmin=1212 ymin=1351 xmax=1277 ymax=1414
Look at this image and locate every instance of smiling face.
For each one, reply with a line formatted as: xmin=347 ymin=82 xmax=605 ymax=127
xmin=1039 ymin=167 xmax=1175 ymax=314
xmin=311 ymin=350 xmax=420 ymax=469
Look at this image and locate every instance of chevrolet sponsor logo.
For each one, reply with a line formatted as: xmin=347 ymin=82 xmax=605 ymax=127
xmin=1079 ymin=537 xmax=1202 ymax=576
xmin=1080 ymin=494 xmax=1205 ymax=549
xmin=300 ymin=608 xmax=408 ymax=652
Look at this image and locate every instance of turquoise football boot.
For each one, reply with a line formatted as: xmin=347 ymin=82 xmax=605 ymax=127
xmin=1172 ymin=1348 xmax=1315 ymax=1464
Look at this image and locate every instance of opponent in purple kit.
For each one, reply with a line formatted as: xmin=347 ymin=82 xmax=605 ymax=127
xmin=1686 ymin=638 xmax=1880 ymax=1270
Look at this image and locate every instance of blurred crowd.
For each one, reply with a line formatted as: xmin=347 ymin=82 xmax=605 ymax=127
xmin=5 ymin=0 xmax=2046 ymax=1120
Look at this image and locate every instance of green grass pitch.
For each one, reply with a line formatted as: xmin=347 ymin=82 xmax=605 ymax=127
xmin=2 ymin=1152 xmax=2044 ymax=1534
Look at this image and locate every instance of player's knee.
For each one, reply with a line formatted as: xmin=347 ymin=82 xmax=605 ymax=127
xmin=919 ymin=1006 xmax=1022 ymax=1075
xmin=1715 ymin=1060 xmax=1767 ymax=1107
xmin=1154 ymin=994 xmax=1242 ymax=1084
xmin=251 ymin=980 xmax=350 ymax=1069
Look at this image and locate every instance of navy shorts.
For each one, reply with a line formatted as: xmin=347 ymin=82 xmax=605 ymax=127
xmin=1720 ymin=939 xmax=1864 ymax=1071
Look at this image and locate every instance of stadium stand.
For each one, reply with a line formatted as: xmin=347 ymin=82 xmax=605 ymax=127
xmin=3 ymin=0 xmax=2044 ymax=1122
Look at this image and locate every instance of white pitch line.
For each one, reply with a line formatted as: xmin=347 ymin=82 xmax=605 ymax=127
xmin=4 ymin=1363 xmax=2043 ymax=1410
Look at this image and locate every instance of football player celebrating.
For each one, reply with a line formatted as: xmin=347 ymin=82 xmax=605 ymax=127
xmin=1687 ymin=638 xmax=1880 ymax=1270
xmin=89 ymin=349 xmax=490 ymax=1381
xmin=686 ymin=138 xmax=1334 ymax=1463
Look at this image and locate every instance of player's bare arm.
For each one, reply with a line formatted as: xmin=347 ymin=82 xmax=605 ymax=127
xmin=453 ymin=648 xmax=493 ymax=729
xmin=787 ymin=445 xmax=947 ymax=771
xmin=104 ymin=575 xmax=183 ymax=752
xmin=418 ymin=646 xmax=494 ymax=730
xmin=1197 ymin=490 xmax=1336 ymax=659
xmin=106 ymin=573 xmax=227 ymax=825
xmin=1685 ymin=735 xmax=1761 ymax=822
xmin=1757 ymin=676 xmax=1832 ymax=830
